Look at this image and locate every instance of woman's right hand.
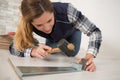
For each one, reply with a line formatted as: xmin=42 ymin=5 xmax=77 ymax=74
xmin=30 ymin=44 xmax=52 ymax=58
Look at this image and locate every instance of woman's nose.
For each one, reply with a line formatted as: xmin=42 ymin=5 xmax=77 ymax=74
xmin=43 ymin=24 xmax=51 ymax=31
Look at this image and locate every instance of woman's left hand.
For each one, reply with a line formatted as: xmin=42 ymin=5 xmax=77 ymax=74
xmin=77 ymin=53 xmax=96 ymax=72
xmin=85 ymin=53 xmax=96 ymax=72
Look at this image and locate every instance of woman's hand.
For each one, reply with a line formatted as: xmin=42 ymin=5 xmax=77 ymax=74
xmin=77 ymin=53 xmax=96 ymax=72
xmin=85 ymin=53 xmax=96 ymax=72
xmin=30 ymin=44 xmax=52 ymax=58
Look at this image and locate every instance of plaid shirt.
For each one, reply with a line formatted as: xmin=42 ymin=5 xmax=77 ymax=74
xmin=24 ymin=3 xmax=102 ymax=57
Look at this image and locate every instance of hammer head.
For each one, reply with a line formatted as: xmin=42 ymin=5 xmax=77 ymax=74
xmin=57 ymin=39 xmax=75 ymax=57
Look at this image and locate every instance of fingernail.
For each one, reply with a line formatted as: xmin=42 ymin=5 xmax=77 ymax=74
xmin=86 ymin=62 xmax=89 ymax=65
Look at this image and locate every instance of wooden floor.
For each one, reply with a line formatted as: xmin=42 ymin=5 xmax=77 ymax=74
xmin=0 ymin=44 xmax=120 ymax=80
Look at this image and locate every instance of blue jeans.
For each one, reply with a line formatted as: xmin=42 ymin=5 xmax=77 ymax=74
xmin=46 ymin=29 xmax=82 ymax=56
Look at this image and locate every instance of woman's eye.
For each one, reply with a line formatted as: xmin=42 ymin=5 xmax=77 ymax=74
xmin=47 ymin=19 xmax=52 ymax=23
xmin=37 ymin=24 xmax=42 ymax=27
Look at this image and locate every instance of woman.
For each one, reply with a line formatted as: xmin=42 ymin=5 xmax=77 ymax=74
xmin=9 ymin=0 xmax=102 ymax=72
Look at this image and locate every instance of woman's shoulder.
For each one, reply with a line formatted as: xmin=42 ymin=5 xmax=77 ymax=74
xmin=52 ymin=2 xmax=69 ymax=7
xmin=52 ymin=2 xmax=69 ymax=14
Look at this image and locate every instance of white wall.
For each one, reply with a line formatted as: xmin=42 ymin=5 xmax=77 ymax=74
xmin=60 ymin=0 xmax=120 ymax=55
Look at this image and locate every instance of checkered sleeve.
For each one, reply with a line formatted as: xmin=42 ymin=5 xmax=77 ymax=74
xmin=67 ymin=3 xmax=102 ymax=57
xmin=24 ymin=48 xmax=32 ymax=57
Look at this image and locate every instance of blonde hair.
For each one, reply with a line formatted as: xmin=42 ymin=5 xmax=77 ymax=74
xmin=14 ymin=0 xmax=54 ymax=52
xmin=14 ymin=17 xmax=34 ymax=51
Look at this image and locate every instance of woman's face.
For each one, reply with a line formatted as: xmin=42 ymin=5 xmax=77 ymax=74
xmin=31 ymin=12 xmax=54 ymax=34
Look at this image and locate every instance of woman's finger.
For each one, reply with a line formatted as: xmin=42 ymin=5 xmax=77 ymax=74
xmin=86 ymin=62 xmax=96 ymax=72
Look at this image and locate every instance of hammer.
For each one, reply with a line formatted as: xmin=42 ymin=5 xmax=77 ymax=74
xmin=47 ymin=39 xmax=75 ymax=57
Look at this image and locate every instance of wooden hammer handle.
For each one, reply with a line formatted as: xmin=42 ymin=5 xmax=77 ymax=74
xmin=47 ymin=48 xmax=61 ymax=54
